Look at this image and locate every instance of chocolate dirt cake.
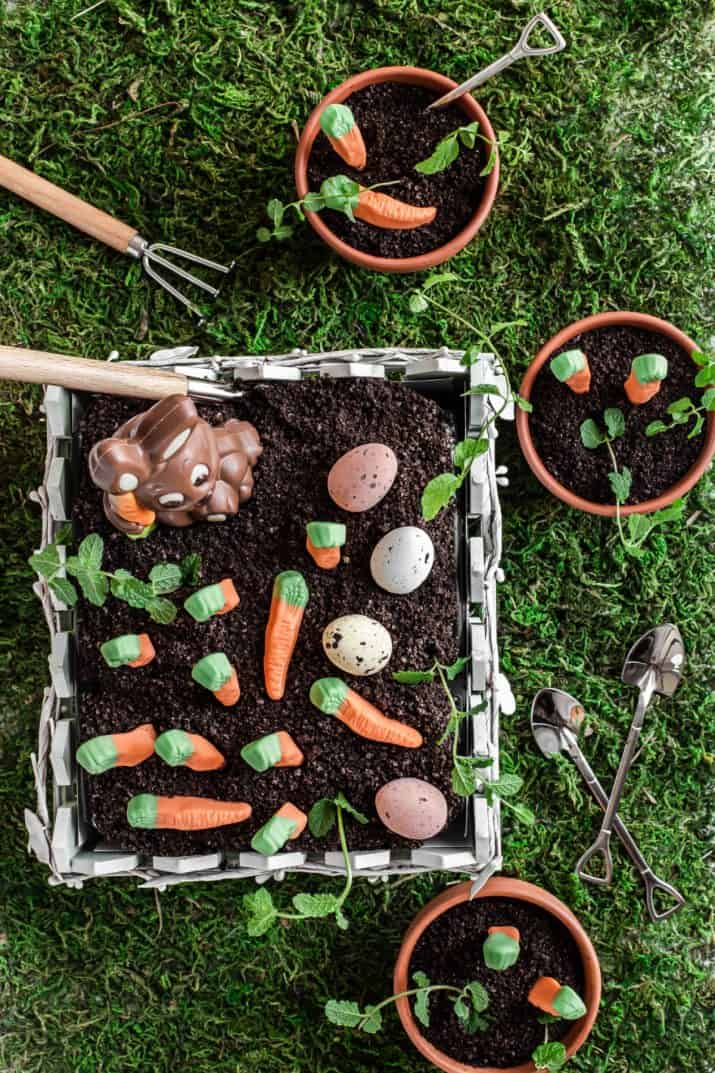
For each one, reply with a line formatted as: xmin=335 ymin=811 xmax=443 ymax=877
xmin=73 ymin=378 xmax=462 ymax=856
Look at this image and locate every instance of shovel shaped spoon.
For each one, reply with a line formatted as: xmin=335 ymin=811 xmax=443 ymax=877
xmin=575 ymin=624 xmax=685 ymax=888
xmin=531 ymin=687 xmax=684 ymax=922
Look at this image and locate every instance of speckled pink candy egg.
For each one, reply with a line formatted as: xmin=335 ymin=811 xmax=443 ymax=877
xmin=328 ymin=444 xmax=398 ymax=512
xmin=375 ymin=778 xmax=448 ymax=840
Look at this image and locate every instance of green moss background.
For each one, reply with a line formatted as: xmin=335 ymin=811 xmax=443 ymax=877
xmin=0 ymin=1 xmax=713 ymax=1070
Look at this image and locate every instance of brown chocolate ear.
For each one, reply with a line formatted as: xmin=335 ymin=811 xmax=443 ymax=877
xmin=88 ymin=437 xmax=152 ymax=494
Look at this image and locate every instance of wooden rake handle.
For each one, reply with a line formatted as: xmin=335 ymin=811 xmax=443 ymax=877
xmin=0 ymin=346 xmax=189 ymax=400
xmin=0 ymin=154 xmax=139 ymax=254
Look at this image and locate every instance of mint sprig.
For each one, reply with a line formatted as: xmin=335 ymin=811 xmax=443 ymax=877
xmin=415 ymin=122 xmax=497 ymax=177
xmin=29 ymin=534 xmax=200 ymax=624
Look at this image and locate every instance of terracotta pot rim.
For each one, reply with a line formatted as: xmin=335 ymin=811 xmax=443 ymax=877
xmin=515 ymin=310 xmax=715 ymax=516
xmin=294 ymin=65 xmax=499 ymax=273
xmin=393 ymin=877 xmax=602 ymax=1073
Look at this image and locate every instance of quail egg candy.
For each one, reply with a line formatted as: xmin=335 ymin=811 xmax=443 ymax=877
xmin=375 ymin=778 xmax=448 ymax=840
xmin=322 ymin=614 xmax=392 ymax=676
xmin=370 ymin=526 xmax=434 ymax=595
xmin=327 ymin=443 xmax=398 ymax=512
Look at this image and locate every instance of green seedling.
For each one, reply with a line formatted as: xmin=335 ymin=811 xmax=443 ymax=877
xmin=580 ymin=409 xmax=685 ymax=559
xmin=29 ymin=532 xmax=201 ymax=624
xmin=256 ymin=175 xmax=400 ymax=242
xmin=392 ymin=657 xmax=535 ymax=825
xmin=415 ymin=122 xmax=496 ymax=176
xmin=645 ymin=349 xmax=715 ymax=439
xmin=407 ymin=274 xmax=531 ymax=520
xmin=325 ymin=971 xmax=489 ymax=1035
xmin=242 ymin=792 xmax=367 ymax=935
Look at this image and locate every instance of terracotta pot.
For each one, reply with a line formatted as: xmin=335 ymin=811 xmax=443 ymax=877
xmin=394 ymin=877 xmax=601 ymax=1073
xmin=516 ymin=311 xmax=715 ymax=516
xmin=294 ymin=66 xmax=499 ymax=273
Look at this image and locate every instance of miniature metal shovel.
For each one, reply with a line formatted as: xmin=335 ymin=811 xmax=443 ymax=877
xmin=531 ymin=687 xmax=685 ymax=922
xmin=575 ymin=624 xmax=685 ymax=888
xmin=428 ymin=12 xmax=566 ymax=110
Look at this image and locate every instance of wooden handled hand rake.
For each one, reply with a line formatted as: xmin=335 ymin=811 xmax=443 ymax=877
xmin=0 ymin=154 xmax=234 ymax=320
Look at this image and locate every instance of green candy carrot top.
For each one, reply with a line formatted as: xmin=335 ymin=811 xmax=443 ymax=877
xmin=241 ymin=730 xmax=303 ymax=773
xmin=625 ymin=352 xmax=668 ymax=404
xmin=309 ymin=677 xmax=423 ymax=749
xmin=549 ymin=349 xmax=591 ymax=395
xmin=306 ymin=521 xmax=346 ymax=569
xmin=100 ymin=633 xmax=155 ymax=669
xmin=192 ymin=653 xmax=240 ymax=706
xmin=319 ymin=103 xmax=366 ymax=170
xmin=184 ymin=579 xmax=239 ymax=622
xmin=264 ymin=571 xmax=309 ymax=700
xmin=154 ymin=729 xmax=225 ymax=771
xmin=76 ymin=723 xmax=156 ymax=775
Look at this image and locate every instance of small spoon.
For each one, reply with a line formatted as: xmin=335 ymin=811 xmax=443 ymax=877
xmin=575 ymin=624 xmax=685 ymax=887
xmin=531 ymin=687 xmax=684 ymax=922
xmin=428 ymin=12 xmax=566 ymax=111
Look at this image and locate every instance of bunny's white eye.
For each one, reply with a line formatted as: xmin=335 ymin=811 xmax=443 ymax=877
xmin=191 ymin=463 xmax=209 ymax=486
xmin=118 ymin=473 xmax=138 ymax=492
xmin=158 ymin=492 xmax=185 ymax=507
xmin=162 ymin=428 xmax=191 ymax=460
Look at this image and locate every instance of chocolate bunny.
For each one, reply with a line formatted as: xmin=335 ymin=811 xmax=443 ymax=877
xmin=89 ymin=395 xmax=262 ymax=534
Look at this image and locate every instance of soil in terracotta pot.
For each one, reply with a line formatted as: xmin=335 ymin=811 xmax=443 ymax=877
xmin=409 ymin=897 xmax=585 ymax=1068
xmin=307 ymin=82 xmax=489 ymax=258
xmin=73 ymin=379 xmax=462 ymax=856
xmin=527 ymin=325 xmax=706 ymax=505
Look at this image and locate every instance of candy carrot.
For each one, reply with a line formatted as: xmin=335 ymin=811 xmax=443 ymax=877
xmin=264 ymin=571 xmax=309 ymax=700
xmin=309 ymin=677 xmax=422 ymax=748
xmin=550 ymin=349 xmax=591 ymax=394
xmin=155 ymin=729 xmax=225 ymax=771
xmin=354 ymin=188 xmax=436 ymax=230
xmin=192 ymin=652 xmax=240 ymax=706
xmin=76 ymin=723 xmax=156 ymax=774
xmin=483 ymin=926 xmax=521 ymax=970
xmin=127 ymin=794 xmax=252 ymax=831
xmin=528 ymin=978 xmax=587 ymax=1019
xmin=624 ymin=352 xmax=668 ymax=404
xmin=306 ymin=521 xmax=346 ymax=570
xmin=241 ymin=730 xmax=304 ymax=773
xmin=100 ymin=633 xmax=155 ymax=669
xmin=108 ymin=491 xmax=156 ymax=528
xmin=320 ymin=103 xmax=366 ymax=169
xmin=250 ymin=802 xmax=307 ymax=855
xmin=184 ymin=579 xmax=239 ymax=622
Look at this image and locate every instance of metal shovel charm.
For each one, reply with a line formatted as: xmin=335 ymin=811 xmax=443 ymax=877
xmin=575 ymin=624 xmax=685 ymax=888
xmin=428 ymin=12 xmax=566 ymax=110
xmin=531 ymin=687 xmax=685 ymax=922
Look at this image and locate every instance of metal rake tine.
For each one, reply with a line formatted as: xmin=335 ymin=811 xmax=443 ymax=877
xmin=140 ymin=242 xmax=236 ymax=319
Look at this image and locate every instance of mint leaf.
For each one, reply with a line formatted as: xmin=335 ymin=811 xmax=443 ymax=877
xmin=579 ymin=419 xmax=604 ymax=449
xmin=409 ymin=292 xmax=429 ymax=314
xmin=320 ymin=174 xmax=360 ymax=218
xmin=29 ymin=545 xmax=61 ymax=580
xmin=243 ymin=888 xmax=277 ymax=936
xmin=667 ymin=397 xmax=692 ymax=414
xmin=421 ymin=473 xmax=460 ymax=521
xmin=464 ymin=384 xmax=503 ymax=397
xmin=266 ymin=198 xmax=284 ymax=226
xmin=604 ymin=407 xmax=625 ymax=439
xmin=308 ymin=798 xmax=336 ymax=837
xmin=465 ymin=980 xmax=489 ymax=1012
xmin=149 ymin=563 xmax=183 ymax=595
xmin=444 ymin=654 xmax=470 ymax=680
xmin=608 ymin=467 xmax=632 ymax=504
xmin=78 ymin=533 xmax=104 ymax=571
xmin=413 ymin=985 xmax=431 ymax=1027
xmin=303 ymin=191 xmax=326 ymax=213
xmin=325 ymin=1000 xmax=363 ymax=1028
xmin=122 ymin=578 xmax=154 ymax=608
xmin=645 ymin=420 xmax=669 ymax=436
xmin=703 ymin=387 xmax=715 ymax=410
xmin=393 ymin=668 xmax=435 ymax=685
xmin=49 ymin=577 xmax=78 ymax=606
xmin=458 ymin=122 xmax=479 ymax=148
xmin=333 ymin=792 xmax=369 ymax=825
xmin=515 ymin=394 xmax=533 ymax=412
xmin=180 ymin=553 xmax=202 ymax=585
xmin=256 ymin=227 xmax=272 ymax=242
xmin=452 ymin=762 xmax=477 ymax=797
xmin=360 ymin=1005 xmax=383 ymax=1034
xmin=532 ymin=1042 xmax=568 ymax=1072
xmin=479 ymin=141 xmax=497 ymax=176
xmin=454 ymin=437 xmax=488 ymax=470
xmin=74 ymin=568 xmax=109 ymax=607
xmin=509 ymin=802 xmax=536 ymax=825
xmin=492 ymin=772 xmax=523 ymax=797
xmin=694 ymin=365 xmax=715 ymax=387
xmin=146 ymin=597 xmax=178 ymax=624
xmin=415 ymin=133 xmax=459 ymax=174
xmin=422 ymin=272 xmax=458 ymax=290
xmin=292 ymin=893 xmax=339 ymax=918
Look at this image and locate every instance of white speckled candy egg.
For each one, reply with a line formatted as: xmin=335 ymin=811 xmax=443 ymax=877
xmin=322 ymin=614 xmax=392 ymax=676
xmin=375 ymin=778 xmax=448 ymax=840
xmin=370 ymin=526 xmax=434 ymax=595
xmin=327 ymin=444 xmax=398 ymax=512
